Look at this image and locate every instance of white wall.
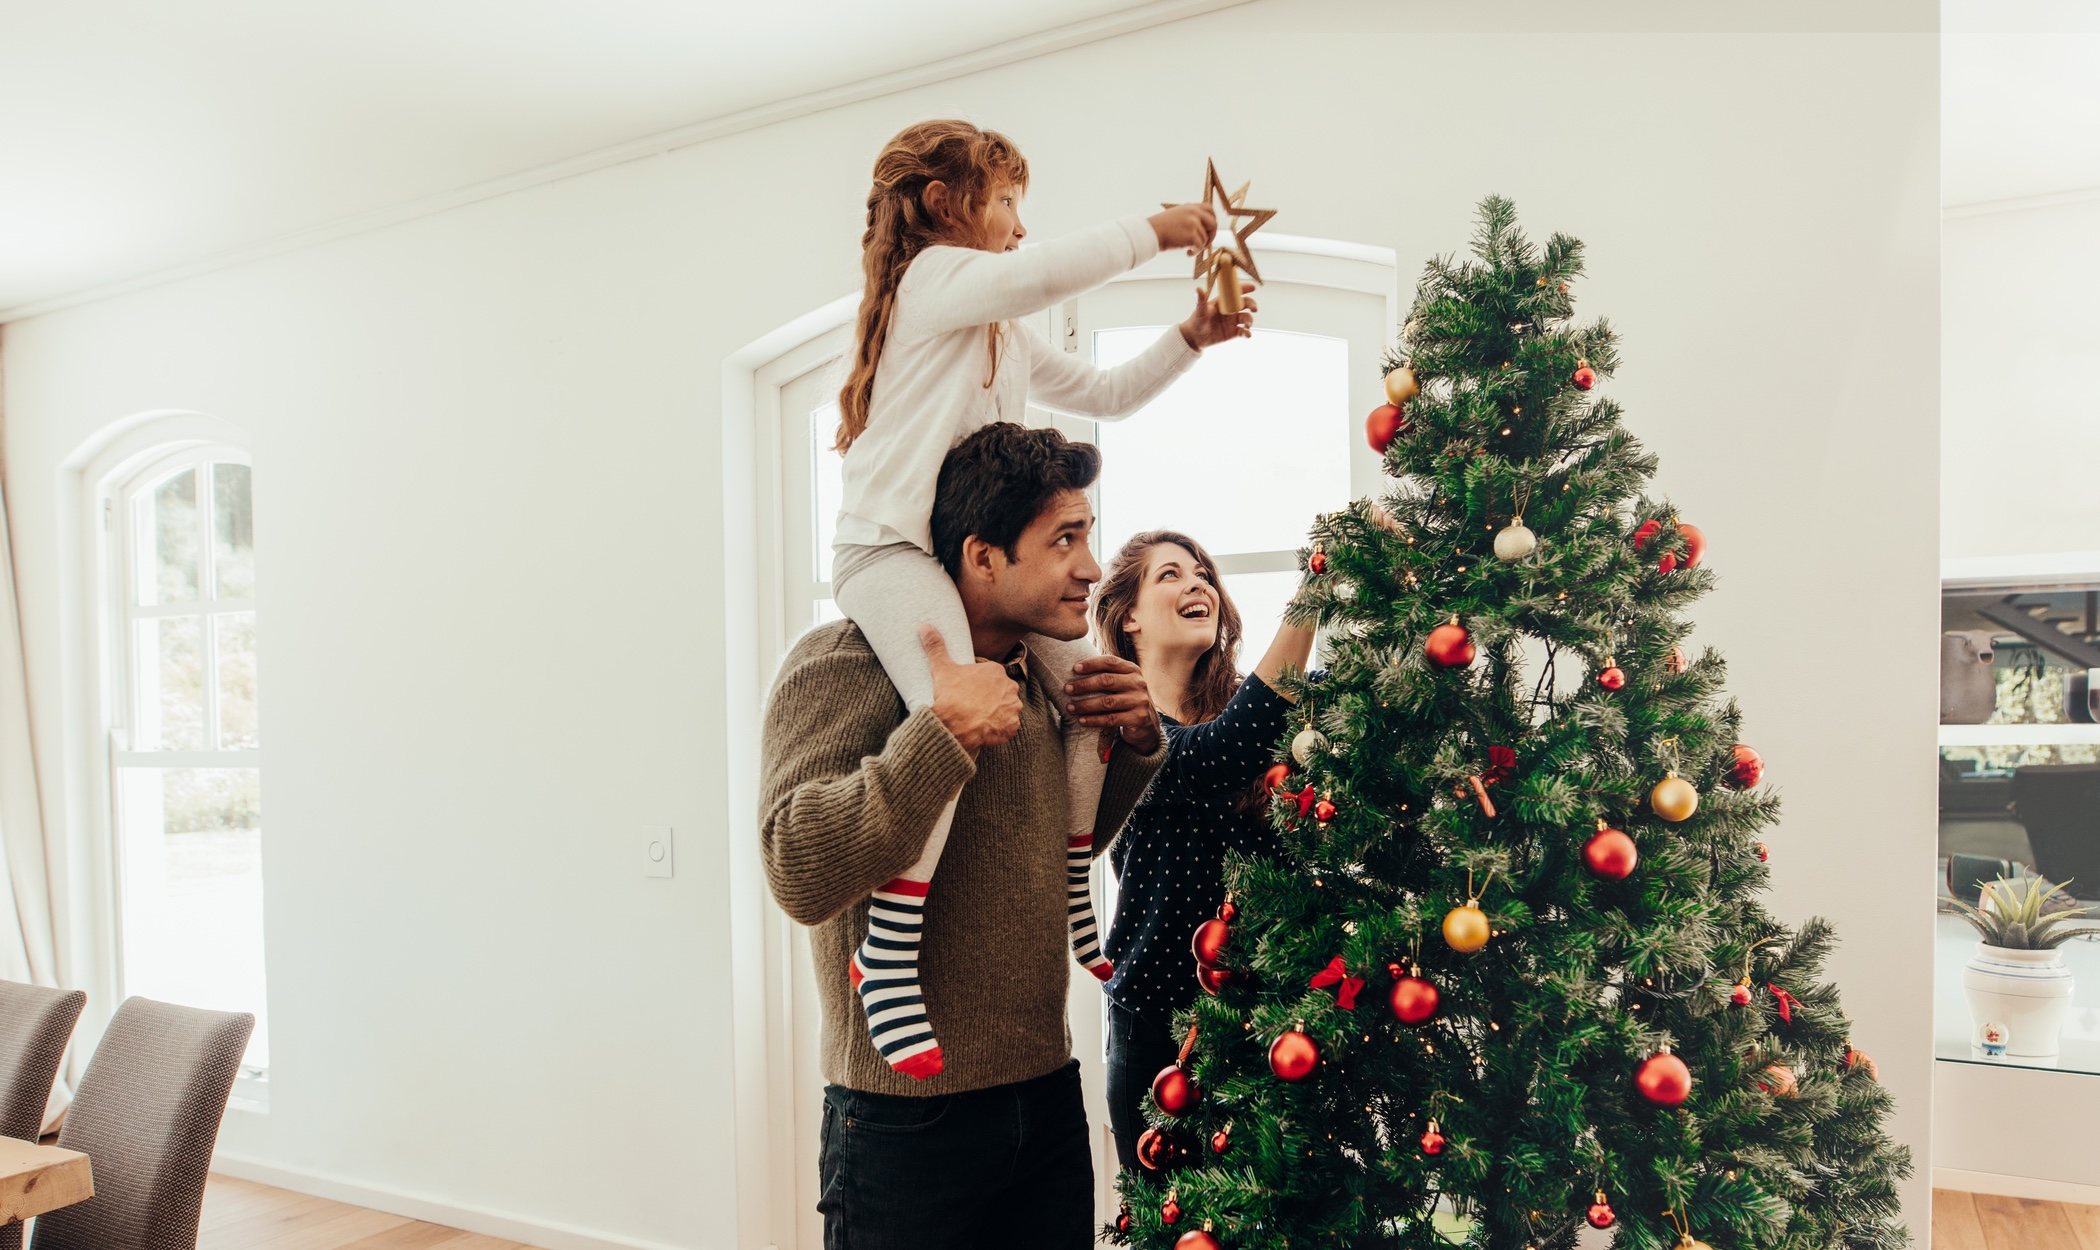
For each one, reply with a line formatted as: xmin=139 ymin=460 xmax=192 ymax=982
xmin=1943 ymin=197 xmax=2100 ymax=564
xmin=0 ymin=4 xmax=1938 ymax=1246
xmin=1935 ymin=195 xmax=2100 ymax=1194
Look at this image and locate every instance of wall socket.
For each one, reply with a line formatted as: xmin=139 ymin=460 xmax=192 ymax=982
xmin=643 ymin=825 xmax=675 ymax=879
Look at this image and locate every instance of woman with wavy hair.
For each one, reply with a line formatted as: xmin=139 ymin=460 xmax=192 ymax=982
xmin=1091 ymin=529 xmax=1315 ymax=1171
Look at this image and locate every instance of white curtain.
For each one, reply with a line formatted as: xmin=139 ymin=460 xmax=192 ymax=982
xmin=0 ymin=478 xmax=72 ymax=1130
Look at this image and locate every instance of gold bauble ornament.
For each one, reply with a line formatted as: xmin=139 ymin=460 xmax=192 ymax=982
xmin=1651 ymin=772 xmax=1700 ymax=823
xmin=1442 ymin=899 xmax=1490 ymax=953
xmin=1385 ymin=366 xmax=1421 ymax=407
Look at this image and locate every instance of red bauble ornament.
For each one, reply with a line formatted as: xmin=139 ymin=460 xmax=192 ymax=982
xmin=1730 ymin=981 xmax=1754 ymax=1006
xmin=1309 ymin=549 xmax=1329 ymax=575
xmin=1573 ymin=362 xmax=1597 ymax=391
xmin=1196 ymin=963 xmax=1234 ymax=995
xmin=1262 ymin=762 xmax=1292 ymax=795
xmin=1162 ymin=1198 xmax=1182 ymax=1226
xmin=1583 ymin=824 xmax=1639 ymax=881
xmin=1211 ymin=1126 xmax=1232 ymax=1155
xmin=1426 ymin=620 xmax=1475 ymax=668
xmin=1726 ymin=743 xmax=1764 ymax=790
xmin=1176 ymin=1227 xmax=1222 ymax=1250
xmin=1269 ymin=1028 xmax=1319 ymax=1082
xmin=1366 ymin=403 xmax=1408 ymax=454
xmin=1389 ymin=970 xmax=1440 ymax=1025
xmin=1117 ymin=1208 xmax=1134 ymax=1235
xmin=1218 ymin=898 xmax=1239 ymax=923
xmin=1136 ymin=1126 xmax=1174 ymax=1171
xmin=1679 ymin=524 xmax=1706 ymax=569
xmin=1419 ymin=1125 xmax=1446 ymax=1156
xmin=1755 ymin=841 xmax=1771 ymax=862
xmin=1313 ymin=797 xmax=1338 ymax=824
xmin=1134 ymin=1126 xmax=1184 ymax=1176
xmin=1587 ymin=1194 xmax=1616 ymax=1229
xmin=1193 ymin=917 xmax=1231 ymax=968
xmin=1597 ymin=665 xmax=1626 ymax=691
xmin=1635 ymin=1050 xmax=1694 ymax=1107
xmin=1151 ymin=1064 xmax=1200 ymax=1117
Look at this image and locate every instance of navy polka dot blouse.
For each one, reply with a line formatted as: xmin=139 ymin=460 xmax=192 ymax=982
xmin=1104 ymin=672 xmax=1292 ymax=1022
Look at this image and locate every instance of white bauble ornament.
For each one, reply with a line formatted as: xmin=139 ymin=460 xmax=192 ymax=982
xmin=1292 ymin=727 xmax=1330 ymax=766
xmin=1493 ymin=519 xmax=1538 ymax=561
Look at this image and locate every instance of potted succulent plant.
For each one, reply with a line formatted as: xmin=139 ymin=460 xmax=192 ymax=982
xmin=1942 ymin=874 xmax=2100 ymax=1059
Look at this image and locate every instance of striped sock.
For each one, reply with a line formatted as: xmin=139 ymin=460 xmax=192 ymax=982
xmin=850 ymin=878 xmax=944 ymax=1080
xmin=1068 ymin=836 xmax=1113 ymax=982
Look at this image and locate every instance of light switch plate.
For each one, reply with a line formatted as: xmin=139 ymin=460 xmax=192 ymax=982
xmin=643 ymin=825 xmax=674 ymax=878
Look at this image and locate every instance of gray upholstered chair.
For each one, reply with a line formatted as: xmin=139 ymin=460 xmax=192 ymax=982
xmin=0 ymin=980 xmax=87 ymax=1250
xmin=28 ymin=996 xmax=254 ymax=1250
xmin=0 ymin=980 xmax=86 ymax=1143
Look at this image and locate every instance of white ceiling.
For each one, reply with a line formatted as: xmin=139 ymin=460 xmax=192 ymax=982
xmin=1942 ymin=1 xmax=2100 ymax=209
xmin=0 ymin=0 xmax=1195 ymax=319
xmin=4 ymin=2 xmax=2099 ymax=320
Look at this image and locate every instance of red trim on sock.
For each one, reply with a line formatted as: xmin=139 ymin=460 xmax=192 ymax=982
xmin=1067 ymin=836 xmax=1093 ymax=850
xmin=878 ymin=878 xmax=932 ymax=897
xmin=1087 ymin=961 xmax=1114 ymax=982
xmin=896 ymin=1047 xmax=945 ymax=1080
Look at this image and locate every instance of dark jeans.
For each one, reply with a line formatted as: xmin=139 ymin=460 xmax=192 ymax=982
xmin=818 ymin=1059 xmax=1093 ymax=1249
xmin=1105 ymin=1000 xmax=1181 ymax=1175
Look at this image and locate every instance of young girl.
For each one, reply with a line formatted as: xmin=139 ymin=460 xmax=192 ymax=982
xmin=833 ymin=119 xmax=1252 ymax=1079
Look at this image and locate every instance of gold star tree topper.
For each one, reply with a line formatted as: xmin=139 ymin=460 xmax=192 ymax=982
xmin=1166 ymin=159 xmax=1275 ymax=314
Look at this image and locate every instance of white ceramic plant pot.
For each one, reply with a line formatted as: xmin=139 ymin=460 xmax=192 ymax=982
xmin=1963 ymin=944 xmax=2074 ymax=1059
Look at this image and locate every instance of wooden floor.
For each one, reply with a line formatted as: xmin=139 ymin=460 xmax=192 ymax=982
xmin=191 ymin=1177 xmax=2092 ymax=1249
xmin=199 ymin=1175 xmax=545 ymax=1249
xmin=1936 ymin=1190 xmax=2100 ymax=1250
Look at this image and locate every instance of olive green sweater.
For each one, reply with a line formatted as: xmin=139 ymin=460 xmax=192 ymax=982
xmin=759 ymin=621 xmax=1165 ymax=1096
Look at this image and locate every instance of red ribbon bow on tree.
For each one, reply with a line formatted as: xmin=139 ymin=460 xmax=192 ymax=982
xmin=1768 ymin=983 xmax=1800 ymax=1024
xmin=1309 ymin=957 xmax=1364 ymax=1010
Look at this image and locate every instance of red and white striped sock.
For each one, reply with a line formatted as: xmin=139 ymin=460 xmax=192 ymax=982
xmin=1068 ymin=836 xmax=1113 ymax=982
xmin=850 ymin=877 xmax=944 ymax=1080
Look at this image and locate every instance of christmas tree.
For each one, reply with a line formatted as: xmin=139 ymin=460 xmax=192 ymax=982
xmin=1111 ymin=198 xmax=1910 ymax=1250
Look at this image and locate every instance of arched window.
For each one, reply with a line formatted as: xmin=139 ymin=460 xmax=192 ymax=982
xmin=107 ymin=447 xmax=268 ymax=1077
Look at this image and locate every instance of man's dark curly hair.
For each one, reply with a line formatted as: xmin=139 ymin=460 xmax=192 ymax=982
xmin=930 ymin=422 xmax=1102 ymax=579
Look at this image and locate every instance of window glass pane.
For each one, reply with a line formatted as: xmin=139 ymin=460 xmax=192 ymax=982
xmin=1093 ymin=327 xmax=1350 ymax=559
xmin=213 ymin=463 xmax=255 ymax=601
xmin=217 ymin=612 xmax=260 ymax=750
xmin=136 ymin=616 xmax=206 ymax=751
xmin=117 ymin=767 xmax=267 ymax=1070
xmin=810 ymin=403 xmax=845 ymax=583
xmin=142 ymin=469 xmax=201 ymax=606
xmin=1219 ymin=568 xmax=1309 ymax=675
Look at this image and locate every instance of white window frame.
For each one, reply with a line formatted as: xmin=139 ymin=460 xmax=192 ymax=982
xmin=62 ymin=414 xmax=270 ymax=1107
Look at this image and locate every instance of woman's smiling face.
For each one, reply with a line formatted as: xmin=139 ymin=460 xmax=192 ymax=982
xmin=1122 ymin=542 xmax=1219 ymax=654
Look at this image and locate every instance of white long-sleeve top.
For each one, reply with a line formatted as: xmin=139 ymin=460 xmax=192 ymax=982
xmin=835 ymin=214 xmax=1201 ymax=556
